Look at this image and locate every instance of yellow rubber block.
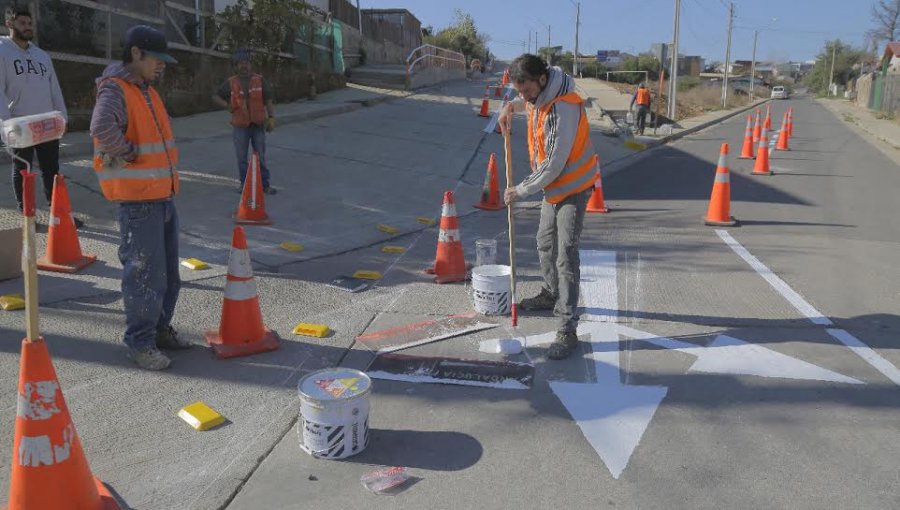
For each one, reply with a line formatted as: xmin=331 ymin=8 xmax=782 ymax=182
xmin=280 ymin=241 xmax=305 ymax=252
xmin=0 ymin=294 xmax=25 ymax=311
xmin=624 ymin=140 xmax=647 ymax=151
xmin=292 ymin=322 xmax=331 ymax=338
xmin=376 ymin=224 xmax=399 ymax=234
xmin=353 ymin=270 xmax=382 ymax=280
xmin=416 ymin=216 xmax=436 ymax=226
xmin=181 ymin=258 xmax=209 ymax=270
xmin=382 ymin=245 xmax=406 ymax=254
xmin=178 ymin=401 xmax=225 ymax=431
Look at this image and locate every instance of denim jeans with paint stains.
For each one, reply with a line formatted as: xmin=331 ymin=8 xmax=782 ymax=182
xmin=233 ymin=125 xmax=270 ymax=187
xmin=118 ymin=200 xmax=180 ymax=352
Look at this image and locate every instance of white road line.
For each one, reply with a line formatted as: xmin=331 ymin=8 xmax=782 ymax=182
xmin=716 ymin=229 xmax=832 ymax=325
xmin=580 ymin=250 xmax=618 ymax=322
xmin=826 ymin=328 xmax=900 ymax=386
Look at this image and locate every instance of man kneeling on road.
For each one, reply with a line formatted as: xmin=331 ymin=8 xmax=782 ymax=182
xmin=499 ymin=54 xmax=599 ymax=360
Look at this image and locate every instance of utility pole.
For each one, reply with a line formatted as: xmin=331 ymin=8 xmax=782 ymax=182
xmin=750 ymin=30 xmax=758 ymax=101
xmin=668 ymin=0 xmax=681 ymax=120
xmin=356 ymin=0 xmax=362 ymax=37
xmin=722 ymin=2 xmax=734 ymax=108
xmin=527 ymin=30 xmax=531 ymax=55
xmin=574 ymin=2 xmax=581 ymax=76
xmin=828 ymin=42 xmax=837 ymax=96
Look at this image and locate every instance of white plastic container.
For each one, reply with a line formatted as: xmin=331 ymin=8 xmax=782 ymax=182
xmin=474 ymin=238 xmax=497 ymax=267
xmin=471 ymin=264 xmax=511 ymax=315
xmin=297 ymin=368 xmax=371 ymax=460
xmin=0 ymin=111 xmax=66 ymax=149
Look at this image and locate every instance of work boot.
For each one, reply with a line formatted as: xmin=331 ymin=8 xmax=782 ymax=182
xmin=264 ymin=186 xmax=277 ymax=195
xmin=519 ymin=288 xmax=558 ymax=311
xmin=547 ymin=330 xmax=579 ymax=360
xmin=156 ymin=325 xmax=193 ymax=350
xmin=128 ymin=347 xmax=171 ymax=371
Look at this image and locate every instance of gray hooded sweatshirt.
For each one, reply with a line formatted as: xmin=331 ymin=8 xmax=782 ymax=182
xmin=0 ymin=37 xmax=67 ymax=122
xmin=508 ymin=66 xmax=584 ymax=198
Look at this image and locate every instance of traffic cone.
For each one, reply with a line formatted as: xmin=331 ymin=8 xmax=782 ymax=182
xmin=586 ymin=167 xmax=609 ymax=213
xmin=478 ymin=84 xmax=490 ymax=117
xmin=494 ymin=82 xmax=503 ymax=98
xmin=752 ymin=108 xmax=761 ymax=146
xmin=764 ymin=105 xmax=772 ymax=130
xmin=37 ymin=174 xmax=96 ymax=273
xmin=775 ymin=112 xmax=790 ymax=151
xmin=739 ymin=115 xmax=755 ymax=159
xmin=234 ymin=152 xmax=272 ymax=226
xmin=501 ymin=67 xmax=510 ymax=86
xmin=7 ymin=338 xmax=120 ymax=509
xmin=786 ymin=107 xmax=794 ymax=138
xmin=205 ymin=226 xmax=280 ymax=359
xmin=704 ymin=143 xmax=737 ymax=227
xmin=474 ymin=154 xmax=503 ymax=210
xmin=424 ymin=191 xmax=468 ymax=283
xmin=752 ymin=126 xmax=772 ymax=175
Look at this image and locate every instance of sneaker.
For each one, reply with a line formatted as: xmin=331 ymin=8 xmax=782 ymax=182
xmin=156 ymin=326 xmax=193 ymax=350
xmin=264 ymin=186 xmax=277 ymax=195
xmin=127 ymin=347 xmax=171 ymax=370
xmin=547 ymin=331 xmax=579 ymax=360
xmin=519 ymin=288 xmax=558 ymax=311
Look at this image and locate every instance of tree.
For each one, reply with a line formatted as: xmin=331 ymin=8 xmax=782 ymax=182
xmin=423 ymin=9 xmax=491 ymax=62
xmin=803 ymin=40 xmax=867 ymax=94
xmin=868 ymin=0 xmax=900 ymax=51
xmin=219 ymin=0 xmax=312 ymax=56
xmin=616 ymin=53 xmax=661 ymax=84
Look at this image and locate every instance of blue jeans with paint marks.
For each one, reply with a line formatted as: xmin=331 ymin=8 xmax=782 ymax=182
xmin=118 ymin=200 xmax=181 ymax=352
xmin=233 ymin=125 xmax=270 ymax=187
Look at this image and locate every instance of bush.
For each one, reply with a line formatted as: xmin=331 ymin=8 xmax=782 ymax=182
xmin=678 ymin=76 xmax=701 ymax=91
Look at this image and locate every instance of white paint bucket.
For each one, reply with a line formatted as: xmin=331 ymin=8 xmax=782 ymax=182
xmin=297 ymin=368 xmax=371 ymax=460
xmin=471 ymin=264 xmax=511 ymax=315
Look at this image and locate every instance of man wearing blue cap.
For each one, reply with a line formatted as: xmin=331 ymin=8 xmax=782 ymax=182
xmin=90 ymin=25 xmax=191 ymax=371
xmin=213 ymin=49 xmax=277 ymax=194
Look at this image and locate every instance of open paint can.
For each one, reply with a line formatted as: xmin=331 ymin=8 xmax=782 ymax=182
xmin=297 ymin=368 xmax=371 ymax=459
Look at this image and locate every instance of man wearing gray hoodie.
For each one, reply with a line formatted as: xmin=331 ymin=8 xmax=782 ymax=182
xmin=499 ymin=54 xmax=599 ymax=360
xmin=0 ymin=7 xmax=68 ymax=216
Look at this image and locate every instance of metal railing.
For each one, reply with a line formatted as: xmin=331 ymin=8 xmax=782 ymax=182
xmin=406 ymin=44 xmax=466 ymax=83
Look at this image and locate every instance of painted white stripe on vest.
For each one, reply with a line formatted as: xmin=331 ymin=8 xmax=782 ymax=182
xmin=227 ymin=248 xmax=254 ymax=278
xmin=438 ymin=229 xmax=460 ymax=243
xmin=96 ymin=168 xmax=171 ymax=181
xmin=224 ymin=278 xmax=258 ymax=301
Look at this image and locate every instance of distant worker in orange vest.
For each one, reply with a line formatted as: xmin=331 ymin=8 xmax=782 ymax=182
xmin=630 ymin=82 xmax=651 ymax=135
xmin=498 ymin=54 xmax=599 ymax=360
xmin=91 ymin=25 xmax=192 ymax=371
xmin=213 ymin=49 xmax=277 ymax=194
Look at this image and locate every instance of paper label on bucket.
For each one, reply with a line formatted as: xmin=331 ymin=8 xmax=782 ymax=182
xmin=314 ymin=378 xmax=361 ymax=398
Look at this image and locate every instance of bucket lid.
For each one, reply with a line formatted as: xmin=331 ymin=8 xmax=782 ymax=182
xmin=298 ymin=368 xmax=371 ymax=402
xmin=472 ymin=264 xmax=511 ymax=278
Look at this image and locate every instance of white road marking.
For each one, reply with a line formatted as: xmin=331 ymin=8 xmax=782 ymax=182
xmin=826 ymin=328 xmax=900 ymax=386
xmin=580 ymin=250 xmax=618 ymax=322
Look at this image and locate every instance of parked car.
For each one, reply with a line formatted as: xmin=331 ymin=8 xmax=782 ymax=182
xmin=771 ymin=86 xmax=789 ymax=99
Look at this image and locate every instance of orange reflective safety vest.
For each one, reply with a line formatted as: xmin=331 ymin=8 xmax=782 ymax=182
xmin=93 ymin=78 xmax=178 ymax=202
xmin=526 ymin=92 xmax=599 ymax=204
xmin=635 ymin=87 xmax=650 ymax=106
xmin=230 ymin=74 xmax=267 ymax=127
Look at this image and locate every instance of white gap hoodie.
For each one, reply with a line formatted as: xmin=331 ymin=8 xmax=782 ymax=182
xmin=0 ymin=37 xmax=67 ymax=122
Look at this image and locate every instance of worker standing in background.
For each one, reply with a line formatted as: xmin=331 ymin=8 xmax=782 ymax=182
xmin=630 ymin=82 xmax=651 ymax=135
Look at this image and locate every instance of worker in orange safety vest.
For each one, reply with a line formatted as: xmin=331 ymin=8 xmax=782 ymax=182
xmin=630 ymin=82 xmax=651 ymax=135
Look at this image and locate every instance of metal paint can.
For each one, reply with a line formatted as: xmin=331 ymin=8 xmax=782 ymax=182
xmin=297 ymin=368 xmax=371 ymax=460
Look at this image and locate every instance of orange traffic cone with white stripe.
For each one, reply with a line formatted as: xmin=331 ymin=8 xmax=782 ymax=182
xmin=478 ymin=84 xmax=490 ymax=117
xmin=474 ymin=154 xmax=503 ymax=210
xmin=7 ymin=338 xmax=120 ymax=509
xmin=586 ymin=166 xmax=609 ymax=213
xmin=501 ymin=67 xmax=510 ymax=86
xmin=37 ymin=174 xmax=96 ymax=273
xmin=752 ymin=126 xmax=772 ymax=175
xmin=704 ymin=143 xmax=738 ymax=226
xmin=205 ymin=226 xmax=280 ymax=358
xmin=494 ymin=82 xmax=503 ymax=98
xmin=764 ymin=105 xmax=772 ymax=130
xmin=752 ymin=108 xmax=761 ymax=146
xmin=739 ymin=114 xmax=755 ymax=159
xmin=234 ymin=152 xmax=271 ymax=225
xmin=786 ymin=107 xmax=794 ymax=138
xmin=775 ymin=112 xmax=790 ymax=151
xmin=425 ymin=191 xmax=468 ymax=283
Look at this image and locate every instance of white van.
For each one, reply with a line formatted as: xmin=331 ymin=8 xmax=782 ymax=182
xmin=771 ymin=86 xmax=788 ymax=99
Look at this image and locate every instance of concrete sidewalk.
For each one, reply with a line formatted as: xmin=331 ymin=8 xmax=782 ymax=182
xmin=818 ymin=97 xmax=900 ymax=157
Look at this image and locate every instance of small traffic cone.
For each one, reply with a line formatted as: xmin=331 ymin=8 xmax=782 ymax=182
xmin=704 ymin=143 xmax=738 ymax=227
xmin=739 ymin=115 xmax=755 ymax=159
xmin=7 ymin=338 xmax=120 ymax=509
xmin=234 ymin=152 xmax=271 ymax=225
xmin=775 ymin=112 xmax=790 ymax=151
xmin=478 ymin=84 xmax=490 ymax=117
xmin=752 ymin=108 xmax=761 ymax=146
xmin=786 ymin=107 xmax=794 ymax=138
xmin=586 ymin=167 xmax=609 ymax=213
xmin=37 ymin=174 xmax=96 ymax=273
xmin=425 ymin=191 xmax=468 ymax=283
xmin=501 ymin=67 xmax=510 ymax=86
xmin=205 ymin=226 xmax=280 ymax=358
xmin=764 ymin=105 xmax=772 ymax=130
xmin=494 ymin=82 xmax=503 ymax=98
xmin=752 ymin=127 xmax=772 ymax=175
xmin=474 ymin=154 xmax=503 ymax=210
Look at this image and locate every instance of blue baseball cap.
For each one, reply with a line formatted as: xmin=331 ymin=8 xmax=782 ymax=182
xmin=123 ymin=25 xmax=177 ymax=64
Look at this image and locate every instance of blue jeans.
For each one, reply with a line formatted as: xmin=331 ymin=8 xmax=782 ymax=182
xmin=117 ymin=201 xmax=181 ymax=352
xmin=233 ymin=125 xmax=270 ymax=187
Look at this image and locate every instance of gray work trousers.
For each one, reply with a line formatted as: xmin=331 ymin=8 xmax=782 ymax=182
xmin=536 ymin=188 xmax=591 ymax=333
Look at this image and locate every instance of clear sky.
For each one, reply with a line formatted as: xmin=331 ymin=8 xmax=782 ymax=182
xmin=358 ymin=0 xmax=874 ymax=63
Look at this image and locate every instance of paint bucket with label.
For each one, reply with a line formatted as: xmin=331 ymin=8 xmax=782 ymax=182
xmin=297 ymin=368 xmax=371 ymax=460
xmin=471 ymin=264 xmax=511 ymax=316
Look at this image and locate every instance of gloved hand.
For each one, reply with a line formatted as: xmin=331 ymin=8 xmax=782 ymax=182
xmin=265 ymin=117 xmax=275 ymax=132
xmin=101 ymin=153 xmax=128 ymax=169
